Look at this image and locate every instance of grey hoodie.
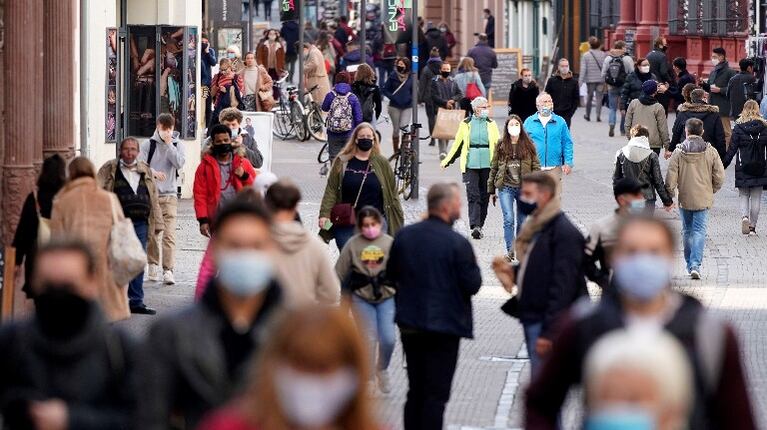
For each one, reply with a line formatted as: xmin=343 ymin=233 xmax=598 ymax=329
xmin=139 ymin=130 xmax=186 ymax=196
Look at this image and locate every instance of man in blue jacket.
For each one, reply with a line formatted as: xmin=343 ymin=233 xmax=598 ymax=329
xmin=523 ymin=92 xmax=574 ymax=184
xmin=387 ymin=182 xmax=482 ymax=430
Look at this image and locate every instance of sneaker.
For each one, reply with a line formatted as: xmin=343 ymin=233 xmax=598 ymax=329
xmin=439 ymin=152 xmax=447 ymax=161
xmin=162 ymin=270 xmax=175 ymax=285
xmin=471 ymin=227 xmax=482 ymax=240
xmin=147 ymin=264 xmax=161 ymax=282
xmin=749 ymin=227 xmax=758 ymax=236
xmin=742 ymin=217 xmax=751 ymax=235
xmin=377 ymin=370 xmax=392 ymax=394
xmin=690 ymin=269 xmax=701 ymax=280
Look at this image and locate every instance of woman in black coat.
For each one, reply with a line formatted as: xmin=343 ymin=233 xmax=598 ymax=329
xmin=12 ymin=154 xmax=66 ymax=297
xmin=621 ymin=58 xmax=658 ymax=111
xmin=724 ymin=100 xmax=767 ymax=235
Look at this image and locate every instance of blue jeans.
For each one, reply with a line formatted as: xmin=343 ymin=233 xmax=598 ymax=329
xmin=608 ymin=86 xmax=625 ymax=133
xmin=352 ymin=295 xmax=397 ymax=372
xmin=128 ymin=219 xmax=149 ymax=308
xmin=679 ymin=208 xmax=709 ymax=272
xmin=523 ymin=321 xmax=544 ymax=378
xmin=498 ymin=186 xmax=526 ymax=253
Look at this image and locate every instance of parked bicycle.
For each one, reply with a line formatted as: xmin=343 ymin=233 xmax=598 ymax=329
xmin=389 ymin=123 xmax=428 ymax=200
xmin=272 ymin=73 xmax=308 ymax=141
xmin=304 ymin=85 xmax=327 ymax=142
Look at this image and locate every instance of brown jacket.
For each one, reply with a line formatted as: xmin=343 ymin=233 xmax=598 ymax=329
xmin=304 ymin=45 xmax=331 ymax=106
xmin=50 ymin=177 xmax=130 ymax=321
xmin=96 ymin=159 xmax=164 ymax=235
xmin=665 ymin=135 xmax=725 ymax=210
xmin=625 ymin=96 xmax=670 ymax=149
xmin=256 ymin=41 xmax=285 ymax=73
xmin=238 ymin=65 xmax=274 ymax=111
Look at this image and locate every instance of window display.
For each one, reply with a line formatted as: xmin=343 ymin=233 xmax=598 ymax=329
xmin=106 ymin=28 xmax=118 ymax=142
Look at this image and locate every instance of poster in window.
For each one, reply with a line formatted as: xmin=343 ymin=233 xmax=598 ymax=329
xmin=217 ymin=28 xmax=243 ymax=61
xmin=383 ymin=0 xmax=412 ymax=45
xmin=280 ymin=0 xmax=299 ymax=22
xmin=185 ymin=28 xmax=198 ymax=139
xmin=128 ymin=26 xmax=158 ymax=137
xmin=160 ymin=27 xmax=184 ymax=132
xmin=106 ymin=28 xmax=118 ymax=142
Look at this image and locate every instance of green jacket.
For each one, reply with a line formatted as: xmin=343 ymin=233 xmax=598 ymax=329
xmin=319 ymin=153 xmax=404 ymax=241
xmin=487 ymin=149 xmax=541 ymax=194
xmin=441 ymin=117 xmax=500 ymax=173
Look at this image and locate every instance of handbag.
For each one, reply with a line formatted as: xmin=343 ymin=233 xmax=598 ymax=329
xmin=108 ymin=196 xmax=147 ymax=286
xmin=500 ymin=295 xmax=520 ymax=318
xmin=329 ymin=162 xmax=370 ymax=227
xmin=465 ymin=73 xmax=482 ymax=100
xmin=432 ymin=107 xmax=465 ymax=140
xmin=33 ymin=191 xmax=51 ymax=247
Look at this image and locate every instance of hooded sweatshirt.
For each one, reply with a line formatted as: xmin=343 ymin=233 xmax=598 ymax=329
xmin=271 ymin=221 xmax=340 ymax=307
xmin=665 ymin=135 xmax=725 ymax=210
xmin=140 ymin=130 xmax=186 ymax=196
xmin=614 ymin=136 xmax=672 ymax=205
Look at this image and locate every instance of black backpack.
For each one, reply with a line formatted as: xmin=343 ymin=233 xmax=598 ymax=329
xmin=740 ymin=129 xmax=766 ymax=176
xmin=359 ymin=87 xmax=376 ymax=122
xmin=605 ymin=55 xmax=627 ymax=87
xmin=147 ymin=139 xmax=180 ymax=179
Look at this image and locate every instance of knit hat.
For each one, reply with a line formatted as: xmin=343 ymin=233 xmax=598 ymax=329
xmin=642 ymin=79 xmax=658 ymax=95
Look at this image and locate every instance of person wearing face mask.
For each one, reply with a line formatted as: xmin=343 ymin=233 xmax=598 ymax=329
xmin=488 ymin=115 xmax=540 ymax=261
xmin=217 ymin=108 xmax=264 ymax=168
xmin=544 ymin=58 xmax=580 ymax=128
xmin=507 ymin=68 xmax=539 ymax=122
xmin=419 ymin=47 xmax=444 ymax=148
xmin=424 ymin=22 xmax=448 ymax=60
xmin=335 ymin=207 xmax=396 ymax=394
xmin=726 ymin=58 xmax=756 ymax=120
xmin=668 ymin=88 xmax=726 ymax=160
xmin=646 ymin=37 xmax=674 ymax=113
xmin=602 ymin=40 xmax=634 ymax=137
xmin=322 ymin=71 xmax=364 ymax=163
xmin=319 ymin=123 xmax=403 ymax=251
xmin=583 ymin=329 xmax=693 ymax=430
xmin=256 ymin=29 xmax=286 ymax=98
xmin=624 ymin=79 xmax=671 ymax=155
xmin=382 ymin=57 xmax=415 ymax=153
xmin=0 ymin=241 xmax=140 ymax=430
xmin=210 ymin=57 xmax=245 ymax=127
xmin=226 ymin=44 xmax=245 ymax=73
xmin=97 ymin=137 xmax=164 ymax=315
xmin=139 ymin=198 xmax=284 ymax=430
xmin=438 ymin=22 xmax=457 ymax=58
xmin=700 ymin=47 xmax=737 ymax=147
xmin=578 ymin=37 xmax=607 ymax=122
xmin=620 ymin=58 xmax=658 ymax=115
xmin=523 ymin=216 xmax=756 ymax=430
xmin=584 ymin=178 xmax=646 ymax=290
xmin=454 ymin=57 xmax=487 ymax=114
xmin=613 ymin=125 xmax=673 ymax=214
xmin=522 ymin=92 xmax=574 ymax=183
xmin=492 ymin=172 xmax=586 ymax=376
xmin=201 ymin=33 xmax=218 ymax=125
xmin=431 ymin=62 xmax=463 ymax=159
xmin=441 ymin=97 xmax=499 ymax=239
xmin=238 ymin=51 xmax=274 ymax=112
xmin=280 ymin=20 xmax=300 ymax=81
xmin=196 ymin=306 xmax=379 ymax=430
xmin=303 ymin=41 xmax=332 ymax=112
xmin=387 ymin=183 xmax=482 ymax=430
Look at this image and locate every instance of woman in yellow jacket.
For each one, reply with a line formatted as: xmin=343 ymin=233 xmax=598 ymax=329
xmin=440 ymin=96 xmax=499 ymax=239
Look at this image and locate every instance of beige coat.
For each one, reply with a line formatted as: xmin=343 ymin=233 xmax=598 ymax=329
xmin=304 ymin=45 xmax=331 ymax=105
xmin=50 ymin=177 xmax=130 ymax=321
xmin=96 ymin=159 xmax=165 ymax=235
xmin=625 ymin=97 xmax=670 ymax=149
xmin=665 ymin=136 xmax=725 ymax=210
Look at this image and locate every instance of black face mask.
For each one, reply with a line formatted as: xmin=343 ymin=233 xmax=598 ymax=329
xmin=440 ymin=71 xmax=451 ymax=78
xmin=356 ymin=138 xmax=374 ymax=151
xmin=212 ymin=143 xmax=233 ymax=156
xmin=34 ymin=285 xmax=92 ymax=338
xmin=397 ymin=66 xmax=407 ymax=73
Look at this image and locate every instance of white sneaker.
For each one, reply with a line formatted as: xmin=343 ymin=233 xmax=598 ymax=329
xmin=147 ymin=264 xmax=161 ymax=282
xmin=377 ymin=370 xmax=392 ymax=394
xmin=742 ymin=217 xmax=750 ymax=235
xmin=162 ymin=270 xmax=175 ymax=285
xmin=690 ymin=269 xmax=701 ymax=280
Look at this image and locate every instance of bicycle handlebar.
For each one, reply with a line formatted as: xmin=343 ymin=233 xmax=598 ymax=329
xmin=274 ymin=71 xmax=290 ymax=85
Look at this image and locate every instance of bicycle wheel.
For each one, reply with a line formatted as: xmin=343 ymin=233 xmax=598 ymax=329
xmin=290 ymin=102 xmax=309 ymax=141
xmin=400 ymin=153 xmax=416 ymax=200
xmin=317 ymin=143 xmax=329 ymax=164
xmin=272 ymin=107 xmax=294 ymax=140
xmin=307 ymin=105 xmax=327 ymax=142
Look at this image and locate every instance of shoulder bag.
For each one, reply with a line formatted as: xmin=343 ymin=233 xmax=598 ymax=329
xmin=33 ymin=191 xmax=51 ymax=247
xmin=108 ymin=195 xmax=147 ymax=286
xmin=330 ymin=162 xmax=370 ymax=227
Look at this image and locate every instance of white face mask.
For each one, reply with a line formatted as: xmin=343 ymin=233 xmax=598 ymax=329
xmin=508 ymin=124 xmax=521 ymax=137
xmin=711 ymin=57 xmax=720 ymax=66
xmin=639 ymin=66 xmax=650 ymax=74
xmin=275 ymin=366 xmax=358 ymax=427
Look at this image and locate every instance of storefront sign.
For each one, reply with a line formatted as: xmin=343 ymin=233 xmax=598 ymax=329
xmin=210 ymin=0 xmax=241 ymax=24
xmin=383 ymin=0 xmax=412 ymax=45
xmin=280 ymin=0 xmax=299 ymax=21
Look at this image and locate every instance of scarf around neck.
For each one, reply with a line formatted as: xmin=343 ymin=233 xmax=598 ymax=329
xmin=514 ymin=197 xmax=562 ymax=269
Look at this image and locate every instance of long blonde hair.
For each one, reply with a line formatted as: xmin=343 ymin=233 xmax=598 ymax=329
xmin=338 ymin=122 xmax=381 ymax=158
xmin=458 ymin=57 xmax=478 ymax=72
xmin=240 ymin=305 xmax=377 ymax=430
xmin=736 ymin=99 xmax=767 ymax=125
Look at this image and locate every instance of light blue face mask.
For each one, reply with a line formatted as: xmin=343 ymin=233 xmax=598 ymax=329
xmin=227 ymin=52 xmax=236 ymax=59
xmin=627 ymin=199 xmax=646 ymax=214
xmin=540 ymin=107 xmax=552 ymax=116
xmin=614 ymin=253 xmax=671 ymax=302
xmin=585 ymin=406 xmax=655 ymax=430
xmin=217 ymin=250 xmax=274 ymax=297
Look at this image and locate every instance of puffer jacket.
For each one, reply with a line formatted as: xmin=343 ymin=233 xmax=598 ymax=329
xmin=613 ymin=136 xmax=673 ymax=205
xmin=544 ymin=71 xmax=580 ymax=118
xmin=665 ymin=135 xmax=725 ymax=211
xmin=579 ymin=49 xmax=607 ymax=85
xmin=670 ymin=102 xmax=726 ymax=159
xmin=193 ymin=150 xmax=256 ymax=225
xmin=621 ymin=71 xmax=658 ymax=109
xmin=624 ymin=94 xmax=669 ymax=149
xmin=724 ymin=119 xmax=767 ymax=188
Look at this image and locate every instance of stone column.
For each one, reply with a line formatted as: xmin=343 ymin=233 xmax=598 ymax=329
xmin=614 ymin=0 xmax=636 ymax=41
xmin=634 ymin=0 xmax=659 ymax=57
xmin=42 ymin=0 xmax=76 ymax=160
xmin=2 ymin=0 xmax=42 ymax=244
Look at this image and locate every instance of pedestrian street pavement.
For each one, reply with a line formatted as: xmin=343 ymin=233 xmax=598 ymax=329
xmin=120 ymin=105 xmax=767 ymax=429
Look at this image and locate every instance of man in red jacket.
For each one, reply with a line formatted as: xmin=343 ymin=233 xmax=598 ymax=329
xmin=194 ymin=124 xmax=257 ymax=238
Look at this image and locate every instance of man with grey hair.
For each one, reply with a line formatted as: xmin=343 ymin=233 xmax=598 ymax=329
xmin=441 ymin=96 xmax=500 ymax=239
xmin=665 ymin=117 xmax=725 ymax=279
xmin=523 ymin=92 xmax=574 ymax=183
xmin=387 ymin=182 xmax=482 ymax=430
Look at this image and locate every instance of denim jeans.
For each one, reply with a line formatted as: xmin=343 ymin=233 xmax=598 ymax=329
xmin=522 ymin=321 xmax=544 ymax=378
xmin=352 ymin=295 xmax=397 ymax=372
xmin=498 ymin=186 xmax=526 ymax=252
xmin=679 ymin=208 xmax=709 ymax=272
xmin=333 ymin=225 xmax=356 ymax=251
xmin=129 ymin=219 xmax=149 ymax=308
xmin=608 ymin=86 xmax=625 ymax=134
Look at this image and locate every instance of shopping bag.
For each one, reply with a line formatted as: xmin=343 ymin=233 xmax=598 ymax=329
xmin=432 ymin=108 xmax=465 ymax=140
xmin=108 ymin=196 xmax=147 ymax=286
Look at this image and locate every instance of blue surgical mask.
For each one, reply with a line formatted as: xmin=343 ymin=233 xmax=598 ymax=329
xmin=585 ymin=406 xmax=655 ymax=430
xmin=217 ymin=250 xmax=274 ymax=297
xmin=614 ymin=253 xmax=671 ymax=302
xmin=517 ymin=197 xmax=538 ymax=215
xmin=540 ymin=107 xmax=552 ymax=117
xmin=478 ymin=109 xmax=489 ymax=119
xmin=227 ymin=52 xmax=236 ymax=59
xmin=627 ymin=199 xmax=645 ymax=214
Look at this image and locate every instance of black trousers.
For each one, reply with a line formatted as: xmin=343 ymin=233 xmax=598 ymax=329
xmin=464 ymin=168 xmax=491 ymax=229
xmin=555 ymin=110 xmax=573 ymax=128
xmin=401 ymin=330 xmax=460 ymax=430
